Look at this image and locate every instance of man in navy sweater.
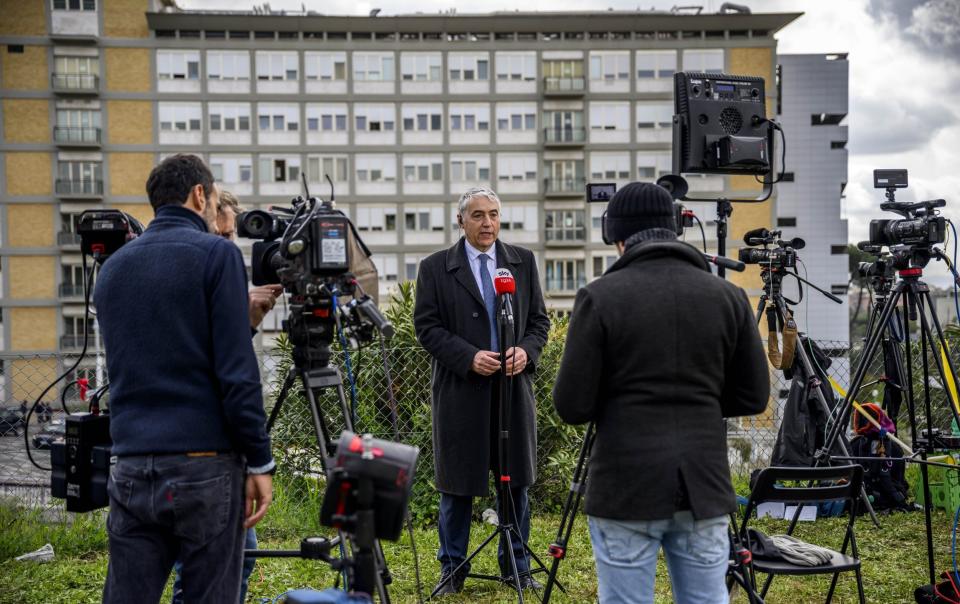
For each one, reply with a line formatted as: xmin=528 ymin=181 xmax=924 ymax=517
xmin=96 ymin=154 xmax=275 ymax=604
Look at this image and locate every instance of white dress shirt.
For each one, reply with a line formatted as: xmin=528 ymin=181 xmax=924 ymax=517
xmin=463 ymin=239 xmax=497 ymax=300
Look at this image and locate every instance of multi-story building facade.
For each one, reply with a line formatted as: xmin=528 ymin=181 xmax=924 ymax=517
xmin=774 ymin=53 xmax=850 ymax=348
xmin=0 ymin=0 xmax=800 ymax=403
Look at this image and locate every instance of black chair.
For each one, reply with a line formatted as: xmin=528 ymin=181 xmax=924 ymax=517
xmin=739 ymin=465 xmax=866 ymax=604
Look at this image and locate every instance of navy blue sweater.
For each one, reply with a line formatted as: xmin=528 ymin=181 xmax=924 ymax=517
xmin=94 ymin=205 xmax=273 ymax=468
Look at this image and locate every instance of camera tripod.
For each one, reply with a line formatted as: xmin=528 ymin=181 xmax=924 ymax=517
xmin=254 ymin=298 xmax=393 ymax=602
xmin=429 ymin=298 xmax=553 ymax=603
xmin=818 ymin=255 xmax=960 ymax=587
xmin=757 ymin=265 xmax=881 ymax=526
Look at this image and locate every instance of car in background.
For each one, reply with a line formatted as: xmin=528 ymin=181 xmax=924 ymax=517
xmin=33 ymin=419 xmax=66 ymax=449
xmin=0 ymin=407 xmax=25 ymax=436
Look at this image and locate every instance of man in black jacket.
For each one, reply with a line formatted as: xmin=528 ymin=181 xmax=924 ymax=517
xmin=415 ymin=186 xmax=550 ymax=594
xmin=553 ymin=182 xmax=768 ymax=604
xmin=96 ymin=155 xmax=274 ymax=604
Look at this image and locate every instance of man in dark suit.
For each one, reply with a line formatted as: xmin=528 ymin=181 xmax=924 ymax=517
xmin=553 ymin=182 xmax=769 ymax=604
xmin=415 ymin=186 xmax=550 ymax=594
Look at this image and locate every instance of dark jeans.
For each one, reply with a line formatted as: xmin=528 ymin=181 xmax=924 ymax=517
xmin=437 ymin=486 xmax=532 ymax=578
xmin=102 ymin=453 xmax=245 ymax=604
xmin=172 ymin=528 xmax=257 ymax=603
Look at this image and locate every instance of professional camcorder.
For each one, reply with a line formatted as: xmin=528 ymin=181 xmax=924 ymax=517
xmin=738 ymin=228 xmax=804 ymax=269
xmin=868 ymin=169 xmax=946 ymax=248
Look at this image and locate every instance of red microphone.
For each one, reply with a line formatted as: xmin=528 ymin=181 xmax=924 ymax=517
xmin=493 ymin=268 xmax=515 ymax=326
xmin=493 ymin=268 xmax=515 ymax=295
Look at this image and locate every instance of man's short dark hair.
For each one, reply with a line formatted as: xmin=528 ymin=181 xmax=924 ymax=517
xmin=145 ymin=154 xmax=215 ymax=211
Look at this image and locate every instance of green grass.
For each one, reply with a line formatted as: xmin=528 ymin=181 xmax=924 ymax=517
xmin=0 ymin=498 xmax=955 ymax=604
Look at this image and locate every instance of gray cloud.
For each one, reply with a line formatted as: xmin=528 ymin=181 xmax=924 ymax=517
xmin=849 ymin=95 xmax=959 ymax=154
xmin=867 ymin=0 xmax=960 ymax=60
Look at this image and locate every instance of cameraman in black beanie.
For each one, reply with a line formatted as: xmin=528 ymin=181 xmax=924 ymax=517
xmin=553 ymin=182 xmax=768 ymax=604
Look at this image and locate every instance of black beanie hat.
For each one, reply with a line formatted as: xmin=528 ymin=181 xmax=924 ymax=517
xmin=605 ymin=182 xmax=676 ymax=243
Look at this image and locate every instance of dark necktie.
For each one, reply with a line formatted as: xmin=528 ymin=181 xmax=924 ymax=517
xmin=478 ymin=253 xmax=499 ymax=352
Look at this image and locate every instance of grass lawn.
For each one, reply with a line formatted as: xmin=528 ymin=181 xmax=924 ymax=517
xmin=0 ymin=497 xmax=955 ymax=604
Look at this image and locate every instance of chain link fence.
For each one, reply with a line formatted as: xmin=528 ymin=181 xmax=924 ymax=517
xmin=3 ymin=335 xmax=959 ymax=519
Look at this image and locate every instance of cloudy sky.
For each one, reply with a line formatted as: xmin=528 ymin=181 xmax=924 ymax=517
xmin=182 ymin=0 xmax=960 ymax=280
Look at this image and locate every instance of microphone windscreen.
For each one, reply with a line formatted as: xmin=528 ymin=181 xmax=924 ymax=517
xmin=493 ymin=267 xmax=516 ymax=295
xmin=742 ymin=227 xmax=770 ymax=246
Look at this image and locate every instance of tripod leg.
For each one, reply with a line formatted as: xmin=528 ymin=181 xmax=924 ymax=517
xmin=915 ymin=293 xmax=941 ymax=588
xmin=265 ymin=369 xmax=296 ymax=433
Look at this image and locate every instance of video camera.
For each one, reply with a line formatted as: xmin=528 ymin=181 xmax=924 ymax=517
xmin=738 ymin=228 xmax=805 ymax=269
xmin=586 ymin=182 xmax=693 ymax=242
xmin=236 ymin=192 xmax=391 ymax=365
xmin=868 ymin=169 xmax=946 ymax=248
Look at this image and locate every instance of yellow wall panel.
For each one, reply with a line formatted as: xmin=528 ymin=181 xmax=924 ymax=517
xmin=105 ymin=48 xmax=151 ymax=92
xmin=1 ymin=46 xmax=48 ymax=91
xmin=8 ymin=256 xmax=56 ymax=299
xmin=0 ymin=1 xmax=46 ymax=36
xmin=109 ymin=153 xmax=154 ymax=196
xmin=729 ymin=47 xmax=774 ymax=80
xmin=112 ymin=203 xmax=154 ymax=228
xmin=10 ymin=307 xmax=58 ymax=351
xmin=7 ymin=203 xmax=54 ymax=247
xmin=9 ymin=358 xmax=60 ymax=402
xmin=103 ymin=0 xmax=150 ymax=38
xmin=3 ymin=100 xmax=50 ymax=143
xmin=6 ymin=153 xmax=52 ymax=196
xmin=107 ymin=100 xmax=153 ymax=144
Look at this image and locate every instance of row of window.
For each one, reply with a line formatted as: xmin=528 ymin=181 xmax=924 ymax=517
xmin=148 ymin=102 xmax=672 ymax=135
xmin=151 ymin=49 xmax=719 ymax=83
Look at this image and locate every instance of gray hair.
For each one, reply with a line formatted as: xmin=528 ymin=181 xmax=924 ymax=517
xmin=457 ymin=186 xmax=502 ymax=216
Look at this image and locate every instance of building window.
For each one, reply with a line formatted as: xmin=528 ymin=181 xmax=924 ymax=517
xmin=307 ymin=104 xmax=347 ymax=131
xmin=499 ymin=205 xmax=536 ymax=231
xmin=55 ymin=109 xmax=101 ymax=142
xmin=592 ymin=254 xmax=617 ymax=277
xmin=401 ymin=53 xmax=442 ymax=81
xmin=207 ymin=51 xmax=249 ymax=80
xmin=636 ymin=102 xmax=673 ymax=129
xmin=307 ymin=156 xmax=349 ymax=182
xmin=589 ymin=51 xmax=629 ymax=81
xmin=209 ymin=103 xmax=251 ymax=131
xmin=590 ymin=102 xmax=629 ymax=131
xmin=811 ymin=113 xmax=846 ymax=126
xmin=159 ymin=103 xmax=202 ymax=131
xmin=259 ymin=157 xmax=301 ymax=182
xmin=355 ymin=155 xmax=397 ymax=183
xmin=831 ymin=245 xmax=847 ymax=255
xmin=636 ymin=153 xmax=672 ymax=179
xmin=53 ymin=0 xmax=96 ymax=11
xmin=404 ymin=206 xmax=445 ymax=231
xmin=496 ymin=105 xmax=536 ymax=131
xmin=257 ymin=104 xmax=299 ymax=132
xmin=545 ymin=259 xmax=586 ymax=292
xmin=57 ymin=160 xmax=102 ymax=193
xmin=157 ymin=50 xmax=199 ymax=80
xmin=355 ymin=206 xmax=397 ymax=231
xmin=305 ymin=51 xmax=346 ymax=80
xmin=831 ymin=285 xmax=848 ymax=295
xmin=682 ymin=49 xmax=724 ymax=73
xmin=545 ymin=210 xmax=586 ymax=242
xmin=209 ymin=155 xmax=253 ymax=183
xmin=590 ymin=153 xmax=630 ymax=181
xmin=255 ymin=51 xmax=298 ymax=81
xmin=495 ymin=52 xmax=536 ymax=81
xmin=372 ymin=255 xmax=399 ymax=281
xmin=405 ymin=255 xmax=425 ymax=281
xmin=449 ymin=53 xmax=489 ymax=80
xmin=497 ymin=154 xmax=537 ymax=181
xmin=402 ymin=105 xmax=443 ymax=131
xmin=353 ymin=52 xmax=395 ymax=81
xmin=354 ymin=104 xmax=395 ymax=131
xmin=635 ymin=50 xmax=676 ymax=78
xmin=402 ymin=157 xmax=443 ymax=182
xmin=831 ymin=140 xmax=847 ymax=149
xmin=450 ymin=157 xmax=490 ymax=181
xmin=781 ymin=172 xmax=795 ymax=182
xmin=449 ymin=104 xmax=490 ymax=131
xmin=777 ymin=217 xmax=797 ymax=227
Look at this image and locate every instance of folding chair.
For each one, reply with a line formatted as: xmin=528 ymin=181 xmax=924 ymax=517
xmin=739 ymin=465 xmax=866 ymax=604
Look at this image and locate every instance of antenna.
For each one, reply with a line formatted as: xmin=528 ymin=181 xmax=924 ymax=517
xmin=301 ymin=171 xmax=311 ymax=200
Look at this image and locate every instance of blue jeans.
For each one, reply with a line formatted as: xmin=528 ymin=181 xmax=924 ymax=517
xmin=588 ymin=512 xmax=730 ymax=604
xmin=102 ymin=453 xmax=246 ymax=604
xmin=437 ymin=487 xmax=532 ymax=578
xmin=172 ymin=527 xmax=257 ymax=603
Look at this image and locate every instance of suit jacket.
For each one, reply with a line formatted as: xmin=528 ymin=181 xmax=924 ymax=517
xmin=553 ymin=239 xmax=768 ymax=520
xmin=414 ymin=238 xmax=550 ymax=496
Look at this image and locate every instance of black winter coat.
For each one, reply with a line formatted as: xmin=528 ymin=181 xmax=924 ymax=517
xmin=414 ymin=238 xmax=550 ymax=496
xmin=553 ymin=239 xmax=769 ymax=521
